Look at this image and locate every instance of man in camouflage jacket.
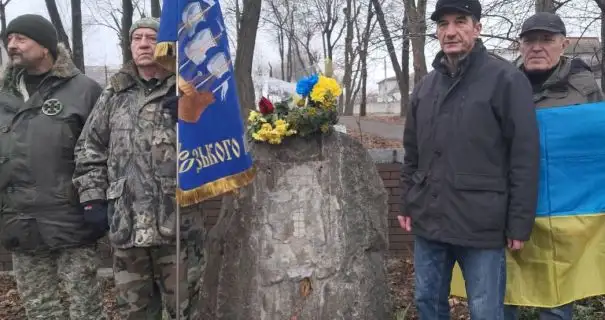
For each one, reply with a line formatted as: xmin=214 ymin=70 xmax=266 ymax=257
xmin=0 ymin=15 xmax=105 ymax=319
xmin=73 ymin=18 xmax=204 ymax=320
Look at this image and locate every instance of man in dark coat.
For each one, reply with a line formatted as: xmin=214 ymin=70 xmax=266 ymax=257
xmin=398 ymin=0 xmax=540 ymax=319
xmin=0 ymin=14 xmax=106 ymax=319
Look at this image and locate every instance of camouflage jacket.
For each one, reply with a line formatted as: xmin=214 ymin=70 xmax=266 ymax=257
xmin=73 ymin=62 xmax=202 ymax=249
xmin=0 ymin=44 xmax=103 ymax=252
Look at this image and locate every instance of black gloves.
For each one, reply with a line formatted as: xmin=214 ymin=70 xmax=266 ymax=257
xmin=82 ymin=200 xmax=109 ymax=239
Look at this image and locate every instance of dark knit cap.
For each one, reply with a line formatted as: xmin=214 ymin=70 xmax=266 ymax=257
xmin=6 ymin=14 xmax=58 ymax=58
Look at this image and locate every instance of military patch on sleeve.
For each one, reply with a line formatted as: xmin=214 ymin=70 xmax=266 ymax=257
xmin=41 ymin=98 xmax=63 ymax=116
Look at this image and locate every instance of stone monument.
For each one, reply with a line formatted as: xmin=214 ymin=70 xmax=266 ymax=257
xmin=199 ymin=132 xmax=390 ymax=319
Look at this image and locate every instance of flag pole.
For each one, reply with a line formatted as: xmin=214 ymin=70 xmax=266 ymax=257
xmin=175 ymin=40 xmax=182 ymax=320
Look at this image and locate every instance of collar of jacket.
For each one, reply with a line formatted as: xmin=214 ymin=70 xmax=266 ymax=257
xmin=0 ymin=43 xmax=79 ymax=97
xmin=110 ymin=61 xmax=174 ymax=93
xmin=518 ymin=56 xmax=598 ymax=97
xmin=432 ymin=39 xmax=486 ymax=77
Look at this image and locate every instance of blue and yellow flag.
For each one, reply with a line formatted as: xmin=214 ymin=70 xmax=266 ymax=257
xmin=451 ymin=102 xmax=605 ymax=307
xmin=154 ymin=0 xmax=255 ymax=206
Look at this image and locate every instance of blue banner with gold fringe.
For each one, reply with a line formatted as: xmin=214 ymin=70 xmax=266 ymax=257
xmin=451 ymin=101 xmax=605 ymax=307
xmin=155 ymin=0 xmax=255 ymax=206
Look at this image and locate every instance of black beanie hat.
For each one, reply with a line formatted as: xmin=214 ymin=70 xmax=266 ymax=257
xmin=6 ymin=14 xmax=58 ymax=59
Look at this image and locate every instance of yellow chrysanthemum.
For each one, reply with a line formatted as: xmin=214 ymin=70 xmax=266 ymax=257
xmin=248 ymin=110 xmax=260 ymax=122
xmin=306 ymin=107 xmax=317 ymax=116
xmin=251 ymin=118 xmax=296 ymax=144
xmin=310 ymin=75 xmax=342 ymax=105
xmin=252 ymin=132 xmax=264 ymax=141
xmin=320 ymin=123 xmax=330 ymax=133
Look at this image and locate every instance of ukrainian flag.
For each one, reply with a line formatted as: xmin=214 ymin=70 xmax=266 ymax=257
xmin=451 ymin=101 xmax=605 ymax=307
xmin=154 ymin=0 xmax=255 ymax=206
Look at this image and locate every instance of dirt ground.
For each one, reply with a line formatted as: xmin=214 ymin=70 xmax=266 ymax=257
xmin=0 ymin=257 xmax=603 ymax=319
xmin=363 ymin=115 xmax=405 ymax=125
xmin=346 ymin=127 xmax=403 ymax=148
xmin=0 ymin=257 xmax=437 ymax=320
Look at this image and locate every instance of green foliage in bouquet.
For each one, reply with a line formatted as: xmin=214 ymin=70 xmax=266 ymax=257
xmin=247 ymin=73 xmax=343 ymax=144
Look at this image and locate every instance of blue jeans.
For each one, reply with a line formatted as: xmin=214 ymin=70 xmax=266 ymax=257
xmin=414 ymin=236 xmax=506 ymax=320
xmin=504 ymin=303 xmax=573 ymax=320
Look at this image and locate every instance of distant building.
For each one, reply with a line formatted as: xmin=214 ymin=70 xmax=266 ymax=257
xmin=377 ymin=73 xmax=415 ymax=103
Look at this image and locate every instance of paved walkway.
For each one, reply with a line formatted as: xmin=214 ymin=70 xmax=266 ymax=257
xmin=339 ymin=116 xmax=404 ymax=140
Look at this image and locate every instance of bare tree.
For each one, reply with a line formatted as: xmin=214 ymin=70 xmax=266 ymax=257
xmin=342 ymin=0 xmax=362 ymax=115
xmin=312 ymin=0 xmax=347 ymax=61
xmin=356 ymin=0 xmax=377 ymax=116
xmin=45 ymin=0 xmax=72 ymax=53
xmin=0 ymin=0 xmax=11 ymax=42
xmin=121 ymin=0 xmax=134 ymax=63
xmin=150 ymin=0 xmax=161 ymax=18
xmin=404 ymin=0 xmax=427 ymax=84
xmin=535 ymin=0 xmax=572 ymax=12
xmin=400 ymin=6 xmax=410 ymax=117
xmin=84 ymin=0 xmax=140 ymax=64
xmin=266 ymin=0 xmax=289 ymax=80
xmin=595 ymin=0 xmax=605 ymax=89
xmin=372 ymin=0 xmax=406 ymax=115
xmin=71 ymin=0 xmax=85 ymax=72
xmin=235 ymin=0 xmax=262 ymax=118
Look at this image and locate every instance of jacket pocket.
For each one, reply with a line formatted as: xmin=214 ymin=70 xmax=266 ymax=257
xmin=0 ymin=214 xmax=45 ymax=251
xmin=157 ymin=176 xmax=178 ymax=238
xmin=453 ymin=173 xmax=507 ymax=232
xmin=404 ymin=170 xmax=427 ymax=216
xmin=106 ymin=178 xmax=132 ymax=245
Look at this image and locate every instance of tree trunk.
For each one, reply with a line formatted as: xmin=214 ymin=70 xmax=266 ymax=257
xmin=234 ymin=0 xmax=262 ymax=119
xmin=601 ymin=10 xmax=605 ymax=90
xmin=406 ymin=0 xmax=428 ymax=85
xmin=121 ymin=0 xmax=133 ymax=64
xmin=45 ymin=0 xmax=72 ymax=53
xmin=342 ymin=0 xmax=355 ymax=116
xmin=294 ymin=40 xmax=307 ymax=77
xmin=150 ymin=0 xmax=161 ymax=18
xmin=400 ymin=9 xmax=410 ymax=117
xmin=359 ymin=1 xmax=373 ymax=117
xmin=278 ymin=30 xmax=285 ymax=80
xmin=371 ymin=0 xmax=405 ymax=114
xmin=0 ymin=1 xmax=10 ymax=46
xmin=235 ymin=0 xmax=241 ymax=43
xmin=71 ymin=0 xmax=85 ymax=72
xmin=535 ymin=0 xmax=556 ymax=12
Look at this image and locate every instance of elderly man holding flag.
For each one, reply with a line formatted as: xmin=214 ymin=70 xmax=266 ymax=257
xmin=73 ymin=2 xmax=255 ymax=318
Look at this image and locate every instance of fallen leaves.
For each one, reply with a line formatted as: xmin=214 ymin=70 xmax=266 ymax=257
xmin=346 ymin=128 xmax=403 ymax=149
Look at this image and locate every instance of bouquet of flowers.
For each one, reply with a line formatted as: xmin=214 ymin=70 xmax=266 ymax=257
xmin=247 ymin=74 xmax=343 ymax=144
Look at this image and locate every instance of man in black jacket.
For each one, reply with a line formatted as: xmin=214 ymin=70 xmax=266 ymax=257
xmin=0 ymin=15 xmax=106 ymax=319
xmin=398 ymin=0 xmax=540 ymax=319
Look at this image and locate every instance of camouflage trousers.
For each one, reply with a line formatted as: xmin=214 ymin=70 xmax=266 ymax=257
xmin=113 ymin=236 xmax=205 ymax=320
xmin=12 ymin=244 xmax=105 ymax=320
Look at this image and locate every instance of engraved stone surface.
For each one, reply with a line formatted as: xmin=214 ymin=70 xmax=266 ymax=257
xmin=199 ymin=132 xmax=390 ymax=319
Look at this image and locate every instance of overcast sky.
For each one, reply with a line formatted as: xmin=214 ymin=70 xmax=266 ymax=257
xmin=7 ymin=0 xmax=282 ymax=67
xmin=8 ymin=0 xmax=602 ymax=92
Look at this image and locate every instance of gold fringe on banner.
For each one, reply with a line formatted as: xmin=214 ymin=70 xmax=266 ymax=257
xmin=153 ymin=41 xmax=176 ymax=72
xmin=176 ymin=166 xmax=257 ymax=206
